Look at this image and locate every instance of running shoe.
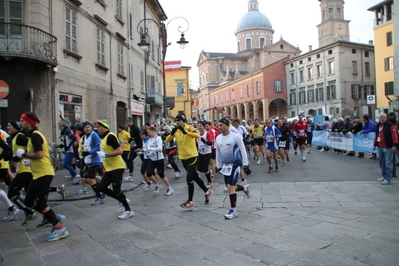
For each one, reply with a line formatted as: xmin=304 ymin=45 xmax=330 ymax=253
xmin=2 ymin=207 xmax=19 ymax=222
xmin=91 ymin=197 xmax=104 ymax=206
xmin=275 ymin=166 xmax=279 ymax=172
xmin=209 ymin=169 xmax=214 ymax=181
xmin=267 ymin=166 xmax=273 ymax=173
xmin=205 ymin=189 xmax=213 ymax=204
xmin=142 ymin=182 xmax=153 ymax=190
xmin=244 ymin=184 xmax=251 ymax=199
xmin=71 ymin=175 xmax=81 ymax=185
xmin=206 ymin=182 xmax=212 ymax=189
xmin=174 ymin=172 xmax=181 ymax=179
xmin=153 ymin=184 xmax=163 ymax=194
xmin=180 ymin=201 xmax=194 ymax=209
xmin=124 ymin=176 xmax=134 ymax=182
xmin=118 ymin=210 xmax=134 ymax=219
xmin=58 ymin=184 xmax=66 ymax=201
xmin=21 ymin=211 xmax=39 ymax=227
xmin=46 ymin=227 xmax=68 ymax=242
xmin=165 ymin=187 xmax=174 ymax=196
xmin=37 ymin=218 xmax=51 ymax=228
xmin=224 ymin=209 xmax=238 ymax=219
xmin=76 ymin=189 xmax=88 ymax=196
xmin=166 ymin=164 xmax=173 ymax=169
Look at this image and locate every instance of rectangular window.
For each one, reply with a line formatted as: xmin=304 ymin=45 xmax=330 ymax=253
xmin=216 ymin=95 xmax=218 ymax=104
xmin=65 ymin=6 xmax=77 ymax=52
xmin=260 ymin=37 xmax=265 ymax=48
xmin=365 ymin=62 xmax=370 ymax=76
xmin=245 ymin=38 xmax=251 ymax=49
xmin=328 ymin=49 xmax=332 ymax=54
xmin=352 ymin=49 xmax=356 ymax=54
xmin=96 ymin=28 xmax=105 ymax=65
xmin=337 ymin=7 xmax=341 ymax=17
xmin=330 ymin=107 xmax=335 ymax=116
xmin=290 ymin=72 xmax=295 ymax=84
xmin=116 ymin=0 xmax=122 ymax=18
xmin=318 ymin=108 xmax=323 ymax=115
xmin=232 ymin=90 xmax=235 ymax=100
xmin=308 ymin=86 xmax=314 ymax=102
xmin=351 ymin=84 xmax=360 ymax=100
xmin=176 ymin=82 xmax=184 ymax=96
xmin=274 ymin=80 xmax=282 ymax=92
xmin=299 ymin=90 xmax=306 ymax=104
xmin=240 ymin=88 xmax=243 ymax=98
xmin=129 ymin=13 xmax=133 ymax=37
xmin=226 ymin=91 xmax=229 ymax=102
xmin=256 ymin=81 xmax=260 ymax=94
xmin=329 ymin=62 xmax=335 ymax=74
xmin=221 ymin=94 xmax=223 ymax=103
xmin=317 ymin=65 xmax=322 ymax=78
xmin=299 ymin=70 xmax=304 ymax=82
xmin=385 ymin=81 xmax=394 ymax=95
xmin=308 ymin=57 xmax=311 ymax=62
xmin=316 ymin=84 xmax=324 ymax=101
xmin=308 ymin=67 xmax=313 ymax=80
xmin=387 ymin=31 xmax=393 ymax=46
xmin=328 ymin=81 xmax=336 ymax=99
xmin=290 ymin=92 xmax=296 ymax=105
xmin=363 ymin=85 xmax=375 ymax=100
xmin=328 ymin=8 xmax=333 ymax=18
xmin=117 ymin=43 xmax=124 ymax=74
xmin=128 ymin=64 xmax=133 ymax=88
xmin=352 ymin=61 xmax=358 ymax=75
xmin=246 ymin=84 xmax=250 ymax=96
xmin=385 ymin=57 xmax=394 ymax=71
xmin=365 ymin=51 xmax=369 ymax=57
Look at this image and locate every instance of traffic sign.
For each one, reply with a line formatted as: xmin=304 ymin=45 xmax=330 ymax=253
xmin=0 ymin=99 xmax=8 ymax=108
xmin=0 ymin=80 xmax=9 ymax=99
xmin=367 ymin=95 xmax=375 ymax=104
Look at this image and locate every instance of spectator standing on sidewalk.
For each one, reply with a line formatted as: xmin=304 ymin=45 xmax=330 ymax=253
xmin=374 ymin=113 xmax=398 ymax=185
xmin=342 ymin=116 xmax=354 ymax=156
xmin=316 ymin=116 xmax=331 ymax=152
xmin=360 ymin=114 xmax=377 ymax=160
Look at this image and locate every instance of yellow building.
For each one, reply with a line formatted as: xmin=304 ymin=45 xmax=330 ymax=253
xmin=165 ymin=61 xmax=192 ymax=120
xmin=369 ymin=1 xmax=394 ymax=111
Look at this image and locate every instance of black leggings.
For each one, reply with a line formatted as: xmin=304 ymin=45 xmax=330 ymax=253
xmin=25 ymin=175 xmax=53 ymax=212
xmin=8 ymin=172 xmax=33 ymax=199
xmin=147 ymin=159 xmax=165 ymax=178
xmin=182 ymin=157 xmax=208 ymax=201
xmin=197 ymin=153 xmax=211 ymax=173
xmin=127 ymin=148 xmax=138 ymax=174
xmin=99 ymin=169 xmax=130 ymax=211
xmin=166 ymin=148 xmax=180 ymax=172
xmin=141 ymin=158 xmax=149 ymax=175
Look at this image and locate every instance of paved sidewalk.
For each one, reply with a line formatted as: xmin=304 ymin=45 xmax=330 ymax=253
xmin=1 ymin=150 xmax=399 ymax=265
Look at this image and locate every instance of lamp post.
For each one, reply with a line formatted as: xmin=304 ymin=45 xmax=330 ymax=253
xmin=137 ymin=17 xmax=189 ymax=121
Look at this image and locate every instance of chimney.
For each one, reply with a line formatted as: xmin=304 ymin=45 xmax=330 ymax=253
xmin=368 ymin=40 xmax=374 ymax=45
xmin=309 ymin=45 xmax=312 ymax=52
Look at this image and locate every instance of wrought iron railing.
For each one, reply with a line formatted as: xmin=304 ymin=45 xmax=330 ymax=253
xmin=0 ymin=22 xmax=57 ymax=65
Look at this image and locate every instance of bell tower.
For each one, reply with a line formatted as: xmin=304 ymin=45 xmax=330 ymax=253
xmin=317 ymin=0 xmax=350 ymax=47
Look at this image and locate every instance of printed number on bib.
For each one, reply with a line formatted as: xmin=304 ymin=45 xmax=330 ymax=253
xmin=220 ymin=163 xmax=233 ymax=176
xmin=278 ymin=140 xmax=286 ymax=147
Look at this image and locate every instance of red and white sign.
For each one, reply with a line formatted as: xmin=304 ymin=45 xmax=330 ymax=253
xmin=165 ymin=60 xmax=181 ymax=72
xmin=131 ymin=101 xmax=144 ymax=115
xmin=0 ymin=80 xmax=10 ymax=99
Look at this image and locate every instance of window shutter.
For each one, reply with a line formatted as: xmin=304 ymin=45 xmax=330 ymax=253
xmin=0 ymin=0 xmax=5 ymax=22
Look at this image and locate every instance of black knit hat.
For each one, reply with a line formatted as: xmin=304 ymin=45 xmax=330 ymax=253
xmin=118 ymin=124 xmax=126 ymax=130
xmin=175 ymin=114 xmax=187 ymax=122
xmin=9 ymin=119 xmax=20 ymax=130
xmin=219 ymin=117 xmax=230 ymax=126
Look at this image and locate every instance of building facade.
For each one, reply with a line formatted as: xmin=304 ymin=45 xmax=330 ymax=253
xmin=0 ymin=0 xmax=166 ymax=141
xmin=368 ymin=0 xmax=395 ymax=113
xmin=197 ymin=0 xmax=300 ymax=122
xmin=286 ymin=0 xmax=376 ymax=119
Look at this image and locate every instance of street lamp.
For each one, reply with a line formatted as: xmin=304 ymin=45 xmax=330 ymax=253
xmin=136 ymin=17 xmax=189 ymax=121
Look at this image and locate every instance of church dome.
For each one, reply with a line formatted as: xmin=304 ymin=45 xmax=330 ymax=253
xmin=236 ymin=0 xmax=273 ymax=32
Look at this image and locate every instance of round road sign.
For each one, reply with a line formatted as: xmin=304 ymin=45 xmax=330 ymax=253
xmin=0 ymin=80 xmax=10 ymax=99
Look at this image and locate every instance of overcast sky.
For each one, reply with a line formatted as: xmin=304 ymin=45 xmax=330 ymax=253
xmin=158 ymin=0 xmax=378 ymax=89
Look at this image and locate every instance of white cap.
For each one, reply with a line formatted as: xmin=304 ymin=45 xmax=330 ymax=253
xmin=242 ymin=120 xmax=247 ymax=123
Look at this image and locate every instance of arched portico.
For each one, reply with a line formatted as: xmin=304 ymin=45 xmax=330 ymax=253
xmin=239 ymin=103 xmax=245 ymax=120
xmin=268 ymin=98 xmax=288 ymax=119
xmin=248 ymin=102 xmax=254 ymax=121
xmin=254 ymin=100 xmax=264 ymax=121
xmin=232 ymin=105 xmax=238 ymax=118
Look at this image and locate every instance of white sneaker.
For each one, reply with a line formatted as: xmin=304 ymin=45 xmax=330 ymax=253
xmin=174 ymin=172 xmax=181 ymax=179
xmin=118 ymin=206 xmax=125 ymax=213
xmin=141 ymin=180 xmax=146 ymax=184
xmin=223 ymin=186 xmax=228 ymax=192
xmin=165 ymin=187 xmax=174 ymax=196
xmin=153 ymin=184 xmax=163 ymax=194
xmin=256 ymin=159 xmax=261 ymax=165
xmin=224 ymin=209 xmax=238 ymax=219
xmin=142 ymin=182 xmax=153 ymax=190
xmin=320 ymin=148 xmax=325 ymax=152
xmin=118 ymin=210 xmax=134 ymax=219
xmin=124 ymin=176 xmax=134 ymax=182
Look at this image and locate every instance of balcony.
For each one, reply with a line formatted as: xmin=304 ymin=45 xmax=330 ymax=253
xmin=165 ymin=96 xmax=175 ymax=109
xmin=0 ymin=23 xmax=57 ymax=66
xmin=146 ymin=90 xmax=163 ymax=106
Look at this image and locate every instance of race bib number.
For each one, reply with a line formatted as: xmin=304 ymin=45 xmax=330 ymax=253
xmin=130 ymin=140 xmax=137 ymax=148
xmin=298 ymin=130 xmax=305 ymax=136
xmin=266 ymin=134 xmax=273 ymax=142
xmin=119 ymin=139 xmax=124 ymax=145
xmin=220 ymin=163 xmax=233 ymax=176
xmin=278 ymin=140 xmax=286 ymax=147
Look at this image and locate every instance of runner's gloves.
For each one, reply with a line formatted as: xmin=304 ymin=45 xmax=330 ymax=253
xmin=243 ymin=165 xmax=252 ymax=175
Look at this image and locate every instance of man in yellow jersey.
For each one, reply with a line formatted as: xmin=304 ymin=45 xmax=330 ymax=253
xmin=5 ymin=120 xmax=39 ymax=225
xmin=18 ymin=112 xmax=68 ymax=242
xmin=117 ymin=124 xmax=131 ymax=177
xmin=96 ymin=120 xmax=134 ymax=219
xmin=251 ymin=119 xmax=265 ymax=165
xmin=165 ymin=114 xmax=213 ymax=209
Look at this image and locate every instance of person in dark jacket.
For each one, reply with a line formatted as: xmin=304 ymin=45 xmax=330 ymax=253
xmin=342 ymin=116 xmax=354 ymax=156
xmin=352 ymin=118 xmax=364 ymax=158
xmin=125 ymin=118 xmax=142 ymax=181
xmin=59 ymin=121 xmax=80 ymax=184
xmin=373 ymin=113 xmax=398 ymax=185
